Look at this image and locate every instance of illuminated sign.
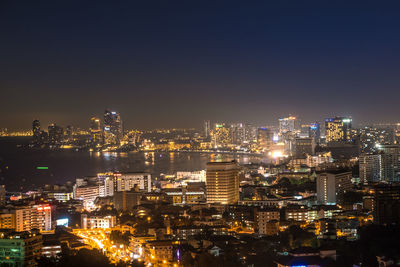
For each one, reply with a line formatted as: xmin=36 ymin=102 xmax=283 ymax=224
xmin=104 ymin=127 xmax=110 ymax=131
xmin=56 ymin=218 xmax=69 ymax=227
xmin=10 ymin=195 xmax=21 ymax=201
xmin=37 ymin=205 xmax=51 ymax=211
xmin=342 ymin=118 xmax=352 ymax=123
xmin=36 ymin=167 xmax=49 ymax=170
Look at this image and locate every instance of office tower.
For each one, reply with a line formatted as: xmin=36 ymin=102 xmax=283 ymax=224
xmin=104 ymin=109 xmax=123 ymax=145
xmin=279 ymin=116 xmax=296 ymax=133
xmin=316 ymin=170 xmax=352 ymax=205
xmin=0 ymin=230 xmax=43 ymax=267
xmin=90 ymin=117 xmax=103 ymax=144
xmin=204 ymin=120 xmax=211 ymax=139
xmin=374 ymin=184 xmax=400 ymax=225
xmin=359 ymin=153 xmax=381 ymax=184
xmin=206 ymin=161 xmax=239 ymax=204
xmin=231 ymin=123 xmax=246 ymax=145
xmin=377 ymin=144 xmax=400 ymax=182
xmin=212 ymin=123 xmax=232 ymax=148
xmin=325 ymin=116 xmax=352 ymax=144
xmin=294 ymin=137 xmax=315 ymax=158
xmin=257 ymin=128 xmax=273 ymax=152
xmin=47 ymin=124 xmax=64 ymax=145
xmin=309 ymin=122 xmax=321 ymax=143
xmin=14 ymin=205 xmax=52 ymax=232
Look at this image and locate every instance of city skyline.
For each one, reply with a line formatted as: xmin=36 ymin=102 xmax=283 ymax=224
xmin=2 ymin=1 xmax=400 ymax=129
xmin=1 ymin=112 xmax=399 ymax=132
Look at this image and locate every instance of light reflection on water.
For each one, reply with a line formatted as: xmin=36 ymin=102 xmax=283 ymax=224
xmin=0 ymin=137 xmax=263 ymax=191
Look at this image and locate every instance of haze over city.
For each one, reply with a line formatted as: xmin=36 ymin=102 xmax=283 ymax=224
xmin=2 ymin=1 xmax=400 ymax=130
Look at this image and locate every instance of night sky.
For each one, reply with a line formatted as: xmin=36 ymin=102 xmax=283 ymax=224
xmin=2 ymin=1 xmax=400 ymax=130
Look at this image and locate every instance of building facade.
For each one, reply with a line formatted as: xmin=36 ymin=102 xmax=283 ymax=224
xmin=206 ymin=161 xmax=239 ymax=204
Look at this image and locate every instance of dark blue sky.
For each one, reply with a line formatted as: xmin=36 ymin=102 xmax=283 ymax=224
xmin=1 ymin=1 xmax=400 ymax=130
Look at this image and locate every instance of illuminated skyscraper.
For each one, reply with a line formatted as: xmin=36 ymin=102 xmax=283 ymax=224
xmin=32 ymin=120 xmax=41 ymax=145
xmin=377 ymin=144 xmax=400 ymax=182
xmin=32 ymin=120 xmax=40 ymax=137
xmin=309 ymin=122 xmax=321 ymax=143
xmin=359 ymin=153 xmax=381 ymax=184
xmin=231 ymin=123 xmax=246 ymax=145
xmin=279 ymin=116 xmax=296 ymax=133
xmin=90 ymin=117 xmax=102 ymax=144
xmin=245 ymin=123 xmax=257 ymax=142
xmin=206 ymin=161 xmax=239 ymax=204
xmin=204 ymin=120 xmax=211 ymax=139
xmin=212 ymin=123 xmax=231 ymax=148
xmin=317 ymin=170 xmax=352 ymax=205
xmin=48 ymin=124 xmax=63 ymax=145
xmin=325 ymin=116 xmax=352 ymax=144
xmin=104 ymin=109 xmax=123 ymax=145
xmin=257 ymin=128 xmax=273 ymax=152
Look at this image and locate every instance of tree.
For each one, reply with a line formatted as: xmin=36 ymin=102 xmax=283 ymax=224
xmin=57 ymin=248 xmax=113 ymax=267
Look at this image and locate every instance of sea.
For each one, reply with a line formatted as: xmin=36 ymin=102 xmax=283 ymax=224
xmin=0 ymin=137 xmax=263 ymax=192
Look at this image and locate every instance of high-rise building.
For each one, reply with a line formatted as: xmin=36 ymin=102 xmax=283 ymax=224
xmin=244 ymin=123 xmax=257 ymax=142
xmin=325 ymin=117 xmax=352 ymax=144
xmin=212 ymin=123 xmax=232 ymax=148
xmin=294 ymin=137 xmax=315 ymax=158
xmin=104 ymin=109 xmax=123 ymax=145
xmin=90 ymin=117 xmax=103 ymax=144
xmin=377 ymin=144 xmax=400 ymax=182
xmin=204 ymin=120 xmax=211 ymax=139
xmin=373 ymin=184 xmax=400 ymax=225
xmin=65 ymin=125 xmax=73 ymax=142
xmin=279 ymin=116 xmax=296 ymax=133
xmin=316 ymin=170 xmax=352 ymax=205
xmin=359 ymin=127 xmax=395 ymax=153
xmin=359 ymin=153 xmax=381 ymax=184
xmin=0 ymin=230 xmax=43 ymax=267
xmin=0 ymin=185 xmax=5 ymax=206
xmin=14 ymin=205 xmax=52 ymax=232
xmin=81 ymin=214 xmax=116 ymax=229
xmin=231 ymin=123 xmax=246 ymax=145
xmin=48 ymin=124 xmax=64 ymax=145
xmin=206 ymin=161 xmax=239 ymax=204
xmin=74 ymin=183 xmax=105 ymax=209
xmin=32 ymin=120 xmax=41 ymax=142
xmin=98 ymin=172 xmax=152 ymax=195
xmin=257 ymin=128 xmax=273 ymax=152
xmin=309 ymin=122 xmax=321 ymax=143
